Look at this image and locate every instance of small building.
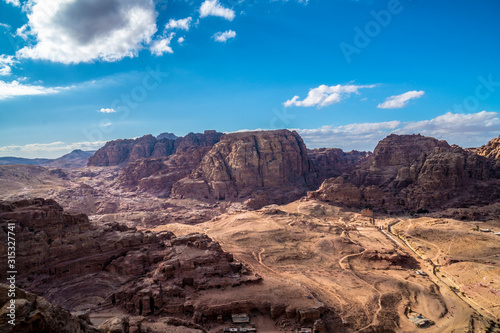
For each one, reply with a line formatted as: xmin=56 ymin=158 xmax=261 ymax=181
xmin=296 ymin=329 xmax=313 ymax=333
xmin=493 ymin=232 xmax=500 ymax=236
xmin=480 ymin=229 xmax=491 ymax=233
xmin=416 ymin=270 xmax=427 ymax=276
xmin=232 ymin=314 xmax=250 ymax=324
xmin=409 ymin=315 xmax=433 ymax=328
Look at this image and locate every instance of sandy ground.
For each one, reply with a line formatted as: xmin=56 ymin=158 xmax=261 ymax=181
xmin=152 ymin=199 xmax=495 ymax=332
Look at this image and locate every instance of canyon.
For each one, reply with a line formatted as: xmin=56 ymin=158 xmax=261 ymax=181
xmin=1 ymin=130 xmax=500 ymax=332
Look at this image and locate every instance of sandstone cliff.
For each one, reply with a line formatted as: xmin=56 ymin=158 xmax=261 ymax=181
xmin=310 ymin=134 xmax=500 ymax=212
xmin=476 ymin=134 xmax=500 ymax=159
xmin=308 ymin=148 xmax=371 ymax=180
xmin=172 ymin=130 xmax=318 ymax=207
xmin=88 ymin=130 xmax=223 ymax=167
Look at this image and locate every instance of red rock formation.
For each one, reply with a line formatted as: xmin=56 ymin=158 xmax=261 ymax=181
xmin=0 ymin=284 xmax=99 ymax=333
xmin=88 ymin=130 xmax=223 ymax=167
xmin=312 ymin=134 xmax=500 ymax=213
xmin=172 ymin=130 xmax=317 ymax=205
xmin=308 ymin=148 xmax=370 ymax=180
xmin=475 ymin=134 xmax=500 ymax=159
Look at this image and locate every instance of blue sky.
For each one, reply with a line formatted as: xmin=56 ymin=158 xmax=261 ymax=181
xmin=1 ymin=0 xmax=500 ymax=158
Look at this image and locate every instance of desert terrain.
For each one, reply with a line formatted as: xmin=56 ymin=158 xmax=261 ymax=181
xmin=1 ymin=130 xmax=500 ymax=333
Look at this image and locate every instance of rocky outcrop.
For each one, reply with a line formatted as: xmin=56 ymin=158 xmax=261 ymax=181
xmin=311 ymin=134 xmax=500 ymax=212
xmin=308 ymin=177 xmax=385 ymax=208
xmin=0 ymin=199 xmax=260 ymax=315
xmin=308 ymin=148 xmax=370 ymax=180
xmin=88 ymin=130 xmax=223 ymax=167
xmin=172 ymin=130 xmax=317 ymax=206
xmin=475 ymin=134 xmax=500 ymax=166
xmin=0 ymin=284 xmax=99 ymax=333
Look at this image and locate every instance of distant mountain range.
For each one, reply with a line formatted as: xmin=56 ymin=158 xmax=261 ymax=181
xmin=0 ymin=149 xmax=95 ymax=168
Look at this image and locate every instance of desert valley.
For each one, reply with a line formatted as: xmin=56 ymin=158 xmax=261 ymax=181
xmin=1 ymin=129 xmax=500 ymax=333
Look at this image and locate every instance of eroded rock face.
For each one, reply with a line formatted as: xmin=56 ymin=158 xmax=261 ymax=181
xmin=0 ymin=284 xmax=99 ymax=333
xmin=308 ymin=148 xmax=370 ymax=180
xmin=88 ymin=131 xmax=223 ymax=167
xmin=0 ymin=199 xmax=260 ymax=316
xmin=476 ymin=134 xmax=500 ymax=159
xmin=311 ymin=134 xmax=500 ymax=212
xmin=172 ymin=130 xmax=317 ymax=205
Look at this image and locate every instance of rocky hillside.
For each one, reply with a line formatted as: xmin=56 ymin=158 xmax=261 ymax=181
xmin=308 ymin=148 xmax=371 ymax=180
xmin=87 ymin=130 xmax=223 ymax=166
xmin=310 ymin=134 xmax=500 ymax=213
xmin=172 ymin=130 xmax=318 ymax=207
xmin=476 ymin=134 xmax=500 ymax=159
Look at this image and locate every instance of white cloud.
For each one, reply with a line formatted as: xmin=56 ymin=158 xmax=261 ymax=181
xmin=0 ymin=80 xmax=68 ymax=100
xmin=0 ymin=55 xmax=17 ymax=76
xmin=213 ymin=30 xmax=236 ymax=42
xmin=15 ymin=24 xmax=30 ymax=40
xmin=99 ymin=108 xmax=116 ymax=113
xmin=199 ymin=0 xmax=235 ymax=21
xmin=284 ymin=84 xmax=376 ymax=108
xmin=165 ymin=17 xmax=192 ymax=31
xmin=150 ymin=33 xmax=175 ymax=56
xmin=177 ymin=36 xmax=185 ymax=45
xmin=0 ymin=140 xmax=106 ymax=156
xmin=295 ymin=111 xmax=500 ymax=151
xmin=0 ymin=23 xmax=11 ymax=30
xmin=377 ymin=90 xmax=425 ymax=109
xmin=16 ymin=0 xmax=158 ymax=64
xmin=3 ymin=0 xmax=20 ymax=6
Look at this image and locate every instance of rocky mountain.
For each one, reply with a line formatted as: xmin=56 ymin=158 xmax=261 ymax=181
xmin=310 ymin=134 xmax=500 ymax=213
xmin=308 ymin=148 xmax=371 ymax=180
xmin=156 ymin=132 xmax=178 ymax=141
xmin=0 ymin=156 xmax=51 ymax=166
xmin=88 ymin=130 xmax=223 ymax=167
xmin=0 ymin=150 xmax=94 ymax=168
xmin=476 ymin=134 xmax=500 ymax=159
xmin=172 ymin=130 xmax=318 ymax=207
xmin=43 ymin=149 xmax=95 ymax=168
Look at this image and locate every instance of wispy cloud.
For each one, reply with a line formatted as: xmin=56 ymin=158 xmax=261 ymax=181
xmin=98 ymin=108 xmax=116 ymax=113
xmin=0 ymin=141 xmax=106 ymax=154
xmin=3 ymin=0 xmax=20 ymax=7
xmin=150 ymin=33 xmax=175 ymax=56
xmin=377 ymin=90 xmax=425 ymax=109
xmin=295 ymin=111 xmax=500 ymax=151
xmin=284 ymin=84 xmax=376 ymax=108
xmin=0 ymin=55 xmax=17 ymax=76
xmin=0 ymin=80 xmax=69 ymax=100
xmin=199 ymin=0 xmax=235 ymax=21
xmin=213 ymin=30 xmax=236 ymax=42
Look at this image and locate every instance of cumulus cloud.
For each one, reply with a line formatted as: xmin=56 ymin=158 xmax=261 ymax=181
xmin=377 ymin=90 xmax=425 ymax=109
xmin=98 ymin=108 xmax=116 ymax=113
xmin=0 ymin=80 xmax=68 ymax=100
xmin=3 ymin=0 xmax=20 ymax=6
xmin=165 ymin=17 xmax=192 ymax=31
xmin=16 ymin=0 xmax=158 ymax=64
xmin=213 ymin=30 xmax=236 ymax=42
xmin=284 ymin=84 xmax=376 ymax=108
xmin=199 ymin=0 xmax=235 ymax=21
xmin=295 ymin=111 xmax=500 ymax=151
xmin=150 ymin=33 xmax=175 ymax=56
xmin=177 ymin=37 xmax=185 ymax=45
xmin=0 ymin=55 xmax=17 ymax=76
